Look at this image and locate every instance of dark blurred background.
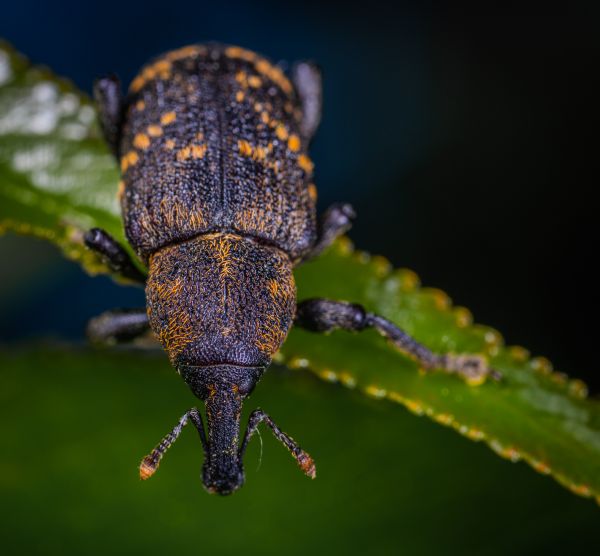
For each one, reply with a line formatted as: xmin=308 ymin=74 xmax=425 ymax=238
xmin=1 ymin=4 xmax=600 ymax=555
xmin=1 ymin=3 xmax=597 ymax=391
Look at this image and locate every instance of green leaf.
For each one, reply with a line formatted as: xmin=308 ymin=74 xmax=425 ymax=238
xmin=1 ymin=40 xmax=599 ymax=504
xmin=0 ymin=40 xmax=133 ymax=279
xmin=285 ymin=239 xmax=600 ymax=502
xmin=0 ymin=346 xmax=598 ymax=555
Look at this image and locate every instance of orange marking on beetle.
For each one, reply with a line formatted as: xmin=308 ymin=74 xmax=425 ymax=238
xmin=176 ymin=146 xmax=192 ymax=161
xmin=235 ymin=71 xmax=248 ymax=87
xmin=135 ymin=99 xmax=146 ymax=111
xmin=214 ymin=236 xmax=234 ymax=280
xmin=117 ymin=179 xmax=126 ymax=201
xmin=147 ymin=124 xmax=163 ymax=137
xmin=255 ymin=265 xmax=295 ymax=355
xmin=155 ymin=276 xmax=184 ymax=301
xmin=254 ymin=57 xmax=293 ymax=95
xmin=161 ymin=111 xmax=177 ymax=125
xmin=268 ymin=279 xmax=279 ymax=297
xmin=120 ymin=151 xmax=139 ymax=173
xmin=260 ymin=112 xmax=270 ymax=125
xmin=275 ymin=125 xmax=288 ymax=141
xmin=254 ymin=145 xmax=268 ymax=160
xmin=298 ymin=154 xmax=314 ymax=173
xmin=159 ymin=310 xmax=194 ymax=360
xmin=224 ymin=49 xmax=295 ymax=94
xmin=160 ymin=199 xmax=185 ymax=228
xmin=129 ymin=59 xmax=172 ymax=93
xmin=247 ymin=75 xmax=262 ymax=88
xmin=166 ymin=45 xmax=206 ymax=62
xmin=238 ymin=140 xmax=273 ymax=162
xmin=235 ymin=90 xmax=245 ymax=102
xmin=189 ymin=209 xmax=205 ymax=228
xmin=190 ymin=144 xmax=207 ymax=159
xmin=238 ymin=139 xmax=253 ymax=157
xmin=176 ymin=143 xmax=206 ymax=161
xmin=130 ymin=75 xmax=145 ymax=93
xmin=308 ymin=183 xmax=317 ymax=202
xmin=225 ymin=46 xmax=257 ymax=63
xmin=133 ymin=133 xmax=151 ymax=150
xmin=287 ymin=134 xmax=301 ymax=152
xmin=150 ymin=59 xmax=172 ymax=81
xmin=165 ymin=139 xmax=176 ymax=150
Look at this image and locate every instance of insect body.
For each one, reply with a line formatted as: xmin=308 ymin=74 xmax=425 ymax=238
xmin=86 ymin=43 xmax=495 ymax=495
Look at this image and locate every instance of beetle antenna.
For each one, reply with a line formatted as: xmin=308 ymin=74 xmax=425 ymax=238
xmin=255 ymin=427 xmax=263 ymax=472
xmin=140 ymin=408 xmax=207 ymax=480
xmin=240 ymin=409 xmax=316 ymax=479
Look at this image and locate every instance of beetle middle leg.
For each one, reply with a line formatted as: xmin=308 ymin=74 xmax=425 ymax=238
xmin=303 ymin=203 xmax=356 ymax=261
xmin=86 ymin=308 xmax=150 ymax=345
xmin=84 ymin=227 xmax=147 ymax=284
xmin=296 ymin=298 xmax=500 ymax=383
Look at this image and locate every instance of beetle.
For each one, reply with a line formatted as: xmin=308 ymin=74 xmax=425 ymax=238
xmin=85 ymin=43 xmax=496 ymax=496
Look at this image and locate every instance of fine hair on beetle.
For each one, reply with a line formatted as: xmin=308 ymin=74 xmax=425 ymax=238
xmin=86 ymin=43 xmax=498 ymax=495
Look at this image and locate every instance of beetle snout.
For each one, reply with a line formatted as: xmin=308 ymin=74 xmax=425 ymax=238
xmin=202 ymin=461 xmax=245 ymax=496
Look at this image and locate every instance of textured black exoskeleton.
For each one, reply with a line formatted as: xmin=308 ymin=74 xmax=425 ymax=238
xmin=87 ymin=44 xmax=496 ymax=496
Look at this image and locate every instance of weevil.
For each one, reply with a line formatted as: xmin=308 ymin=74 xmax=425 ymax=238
xmin=86 ymin=43 xmax=496 ymax=496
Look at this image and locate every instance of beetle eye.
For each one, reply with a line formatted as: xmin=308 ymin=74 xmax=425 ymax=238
xmin=237 ymin=376 xmax=258 ymax=396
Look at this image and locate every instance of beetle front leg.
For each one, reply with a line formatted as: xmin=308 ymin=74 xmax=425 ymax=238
xmin=87 ymin=308 xmax=150 ymax=345
xmin=295 ymin=298 xmax=500 ymax=383
xmin=84 ymin=227 xmax=146 ymax=284
xmin=303 ymin=203 xmax=356 ymax=261
xmin=94 ymin=74 xmax=123 ymax=157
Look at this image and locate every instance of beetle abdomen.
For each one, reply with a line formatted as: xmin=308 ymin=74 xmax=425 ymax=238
xmin=120 ymin=44 xmax=317 ymax=262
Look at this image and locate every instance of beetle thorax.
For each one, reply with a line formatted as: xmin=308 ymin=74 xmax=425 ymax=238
xmin=145 ymin=233 xmax=296 ymax=369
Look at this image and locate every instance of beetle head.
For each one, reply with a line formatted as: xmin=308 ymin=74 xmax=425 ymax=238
xmin=180 ymin=364 xmax=264 ymax=495
xmin=139 ymin=363 xmax=316 ymax=495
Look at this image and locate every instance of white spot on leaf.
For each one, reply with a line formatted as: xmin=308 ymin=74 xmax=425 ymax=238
xmin=0 ymin=50 xmax=13 ymax=85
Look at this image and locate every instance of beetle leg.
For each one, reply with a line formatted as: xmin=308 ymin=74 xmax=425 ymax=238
xmin=84 ymin=227 xmax=146 ymax=284
xmin=140 ymin=408 xmax=207 ymax=480
xmin=291 ymin=61 xmax=322 ymax=143
xmin=240 ymin=409 xmax=316 ymax=478
xmin=303 ymin=203 xmax=356 ymax=261
xmin=295 ymin=298 xmax=501 ymax=383
xmin=86 ymin=308 xmax=150 ymax=345
xmin=94 ymin=74 xmax=123 ymax=157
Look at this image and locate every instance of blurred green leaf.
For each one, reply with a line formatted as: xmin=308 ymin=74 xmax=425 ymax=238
xmin=1 ymin=40 xmax=599 ymax=505
xmin=287 ymin=240 xmax=600 ymax=502
xmin=0 ymin=346 xmax=598 ymax=555
xmin=0 ymin=40 xmax=131 ymax=278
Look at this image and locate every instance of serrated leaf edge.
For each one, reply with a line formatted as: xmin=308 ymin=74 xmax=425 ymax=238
xmin=277 ymin=237 xmax=597 ymax=504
